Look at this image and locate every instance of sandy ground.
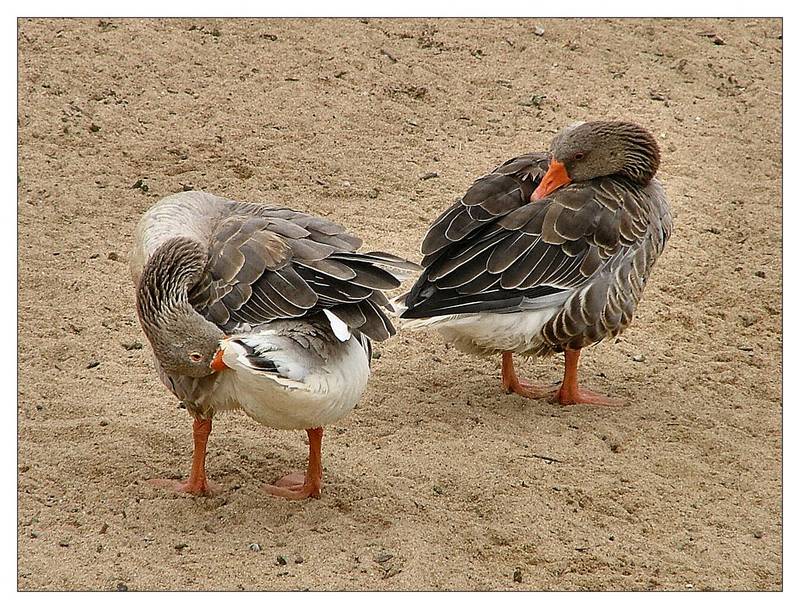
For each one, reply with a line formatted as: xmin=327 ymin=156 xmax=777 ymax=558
xmin=17 ymin=18 xmax=782 ymax=591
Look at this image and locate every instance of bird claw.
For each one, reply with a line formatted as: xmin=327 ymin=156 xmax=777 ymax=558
xmin=147 ymin=477 xmax=221 ymax=496
xmin=552 ymin=386 xmax=627 ymax=406
xmin=263 ymin=471 xmax=321 ymax=500
xmin=503 ymin=378 xmax=561 ymax=399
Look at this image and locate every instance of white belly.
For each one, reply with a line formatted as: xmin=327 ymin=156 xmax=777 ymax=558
xmin=405 ymin=308 xmax=559 ymax=356
xmin=211 ymin=337 xmax=370 ymax=430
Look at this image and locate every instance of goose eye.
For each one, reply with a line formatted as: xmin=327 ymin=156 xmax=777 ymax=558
xmin=573 ymin=152 xmax=585 ymax=161
xmin=188 ymin=352 xmax=203 ymax=362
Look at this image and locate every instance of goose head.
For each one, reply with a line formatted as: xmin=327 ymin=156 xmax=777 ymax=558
xmin=533 ymin=121 xmax=661 ymax=200
xmin=141 ymin=310 xmax=226 ymax=378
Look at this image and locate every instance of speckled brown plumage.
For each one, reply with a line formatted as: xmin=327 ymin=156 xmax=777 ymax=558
xmin=133 ymin=192 xmax=417 ymax=344
xmin=399 ymin=121 xmax=672 ymax=404
xmin=130 ymin=190 xmax=419 ymax=497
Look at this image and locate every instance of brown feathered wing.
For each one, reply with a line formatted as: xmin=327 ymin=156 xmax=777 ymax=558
xmin=188 ymin=202 xmax=418 ymax=341
xmin=402 ymin=153 xmax=655 ymax=319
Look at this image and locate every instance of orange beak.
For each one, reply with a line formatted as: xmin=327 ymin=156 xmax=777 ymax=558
xmin=210 ymin=348 xmax=229 ymax=372
xmin=533 ymin=159 xmax=571 ymax=200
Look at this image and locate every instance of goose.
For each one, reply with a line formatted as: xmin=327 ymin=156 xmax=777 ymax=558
xmin=396 ymin=121 xmax=672 ymax=405
xmin=131 ymin=191 xmax=417 ymax=499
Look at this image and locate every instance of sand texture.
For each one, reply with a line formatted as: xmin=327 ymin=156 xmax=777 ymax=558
xmin=18 ymin=18 xmax=781 ymax=591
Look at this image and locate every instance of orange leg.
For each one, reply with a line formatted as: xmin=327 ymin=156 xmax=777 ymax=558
xmin=264 ymin=427 xmax=324 ymax=500
xmin=501 ymin=351 xmax=559 ymax=398
xmin=553 ymin=348 xmax=625 ymax=406
xmin=149 ymin=418 xmax=221 ymax=496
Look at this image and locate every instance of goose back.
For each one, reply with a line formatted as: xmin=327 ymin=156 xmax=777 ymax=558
xmin=132 ymin=191 xmax=417 ymax=343
xmin=401 ymin=151 xmax=672 ymax=355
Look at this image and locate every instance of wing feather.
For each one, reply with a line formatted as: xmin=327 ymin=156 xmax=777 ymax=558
xmin=402 ymin=157 xmax=653 ymax=319
xmin=186 ymin=201 xmax=413 ymax=341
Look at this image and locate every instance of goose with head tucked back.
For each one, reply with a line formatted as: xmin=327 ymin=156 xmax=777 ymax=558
xmin=131 ymin=191 xmax=417 ymax=499
xmin=396 ymin=121 xmax=672 ymax=405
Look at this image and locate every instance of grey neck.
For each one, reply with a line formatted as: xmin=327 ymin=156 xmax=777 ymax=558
xmin=615 ymin=127 xmax=661 ymax=184
xmin=136 ymin=237 xmax=207 ymax=338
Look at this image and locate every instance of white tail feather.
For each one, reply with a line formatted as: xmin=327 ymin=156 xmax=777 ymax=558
xmin=323 ymin=309 xmax=351 ymax=342
xmin=387 ymin=294 xmax=463 ymax=330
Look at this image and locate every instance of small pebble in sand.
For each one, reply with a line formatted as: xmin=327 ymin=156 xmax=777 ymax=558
xmin=631 ymin=354 xmax=646 ymax=362
xmin=116 ymin=583 xmax=128 ymax=592
xmin=739 ymin=313 xmax=758 ymax=327
xmin=276 ymin=555 xmax=288 ymax=566
xmin=513 ymin=567 xmax=523 ymax=583
xmin=534 ymin=26 xmax=545 ymax=36
xmin=248 ymin=543 xmax=262 ymax=552
xmin=698 ymin=32 xmax=725 ymax=45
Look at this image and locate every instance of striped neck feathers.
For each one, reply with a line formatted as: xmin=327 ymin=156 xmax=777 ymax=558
xmin=136 ymin=237 xmax=222 ymax=378
xmin=553 ymin=121 xmax=661 ymax=185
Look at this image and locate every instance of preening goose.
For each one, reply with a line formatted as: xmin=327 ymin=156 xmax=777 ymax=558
xmin=131 ymin=191 xmax=417 ymax=499
xmin=397 ymin=121 xmax=672 ymax=405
